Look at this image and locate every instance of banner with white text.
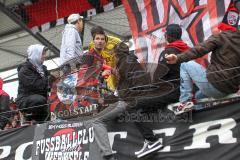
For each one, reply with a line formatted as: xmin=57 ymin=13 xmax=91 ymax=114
xmin=0 ymin=103 xmax=240 ymax=160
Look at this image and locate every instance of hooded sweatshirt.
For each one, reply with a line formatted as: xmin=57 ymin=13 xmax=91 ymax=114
xmin=27 ymin=44 xmax=45 ymax=76
xmin=17 ymin=45 xmax=49 ymax=99
xmin=60 ymin=24 xmax=84 ymax=65
xmin=158 ymin=40 xmax=190 ymax=85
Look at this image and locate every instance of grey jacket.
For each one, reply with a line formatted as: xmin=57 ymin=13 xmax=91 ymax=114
xmin=60 ymin=24 xmax=83 ymax=65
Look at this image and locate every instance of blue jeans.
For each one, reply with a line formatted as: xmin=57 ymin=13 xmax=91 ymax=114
xmin=180 ymin=61 xmax=226 ymax=108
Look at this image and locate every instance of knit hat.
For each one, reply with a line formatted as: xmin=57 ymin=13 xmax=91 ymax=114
xmin=218 ymin=0 xmax=239 ymax=31
xmin=165 ymin=24 xmax=182 ymax=40
xmin=114 ymin=42 xmax=129 ymax=56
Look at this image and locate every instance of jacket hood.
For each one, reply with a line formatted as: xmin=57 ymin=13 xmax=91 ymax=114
xmin=165 ymin=40 xmax=190 ymax=52
xmin=27 ymin=44 xmax=45 ymax=74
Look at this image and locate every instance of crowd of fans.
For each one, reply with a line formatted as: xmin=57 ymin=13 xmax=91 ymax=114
xmin=0 ymin=96 xmax=22 ymax=130
xmin=0 ymin=1 xmax=239 ymax=159
xmin=1 ymin=75 xmax=38 ymax=131
xmin=0 ymin=96 xmax=34 ymax=131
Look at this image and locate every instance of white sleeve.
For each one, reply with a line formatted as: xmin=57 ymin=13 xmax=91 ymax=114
xmin=65 ymin=29 xmax=77 ymax=58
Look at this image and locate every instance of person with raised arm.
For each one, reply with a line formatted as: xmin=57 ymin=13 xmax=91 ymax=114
xmin=165 ymin=0 xmax=240 ymax=113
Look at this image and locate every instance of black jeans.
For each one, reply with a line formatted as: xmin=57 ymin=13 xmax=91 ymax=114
xmin=17 ymin=94 xmax=49 ymax=122
xmin=134 ymin=88 xmax=179 ymax=142
xmin=0 ymin=96 xmax=10 ymax=129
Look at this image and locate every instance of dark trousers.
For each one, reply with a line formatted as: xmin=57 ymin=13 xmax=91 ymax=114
xmin=0 ymin=95 xmax=10 ymax=129
xmin=85 ymin=101 xmax=127 ymax=157
xmin=17 ymin=94 xmax=49 ymax=122
xmin=135 ymin=88 xmax=179 ymax=142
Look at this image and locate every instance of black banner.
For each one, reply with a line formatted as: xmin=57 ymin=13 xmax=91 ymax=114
xmin=1 ymin=103 xmax=240 ymax=160
xmin=32 ymin=121 xmax=95 ymax=160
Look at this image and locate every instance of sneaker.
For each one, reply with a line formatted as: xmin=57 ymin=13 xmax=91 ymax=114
xmin=135 ymin=138 xmax=163 ymax=158
xmin=172 ymin=101 xmax=194 ymax=115
xmin=134 ymin=140 xmax=148 ymax=155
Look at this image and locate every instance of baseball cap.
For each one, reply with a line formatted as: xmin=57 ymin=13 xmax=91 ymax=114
xmin=67 ymin=14 xmax=83 ymax=24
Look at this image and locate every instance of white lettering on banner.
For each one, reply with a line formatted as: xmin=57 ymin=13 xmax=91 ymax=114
xmin=0 ymin=118 xmax=239 ymax=159
xmin=48 ymin=122 xmax=83 ymax=130
xmin=108 ymin=132 xmax=127 ymax=154
xmin=34 ymin=127 xmax=94 ymax=159
xmin=15 ymin=142 xmax=33 ymax=160
xmin=83 ymin=129 xmax=88 ymax=144
xmin=89 ymin=127 xmax=94 ymax=143
xmin=55 ymin=104 xmax=98 ymax=119
xmin=0 ymin=146 xmax=11 ymax=159
xmin=84 ymin=152 xmax=89 ymax=160
xmin=153 ymin=128 xmax=176 ymax=152
xmin=45 ymin=138 xmax=50 ymax=152
xmin=55 ymin=136 xmax=60 ymax=151
xmin=36 ymin=141 xmax=40 ymax=155
xmin=41 ymin=139 xmax=45 ymax=154
xmin=44 ymin=151 xmax=89 ymax=160
xmin=60 ymin=134 xmax=66 ymax=150
xmin=78 ymin=130 xmax=83 ymax=144
xmin=185 ymin=118 xmax=237 ymax=149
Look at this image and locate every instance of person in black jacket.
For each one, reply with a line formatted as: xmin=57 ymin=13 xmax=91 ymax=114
xmin=134 ymin=24 xmax=190 ymax=158
xmin=158 ymin=24 xmax=190 ymax=102
xmin=16 ymin=44 xmax=49 ymax=123
xmin=0 ymin=77 xmax=10 ymax=130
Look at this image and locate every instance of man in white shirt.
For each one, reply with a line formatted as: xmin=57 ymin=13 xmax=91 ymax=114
xmin=60 ymin=13 xmax=84 ymax=74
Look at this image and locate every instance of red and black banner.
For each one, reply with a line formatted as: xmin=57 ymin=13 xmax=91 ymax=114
xmin=48 ymin=54 xmax=105 ymax=120
xmin=122 ymin=0 xmax=231 ymax=66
